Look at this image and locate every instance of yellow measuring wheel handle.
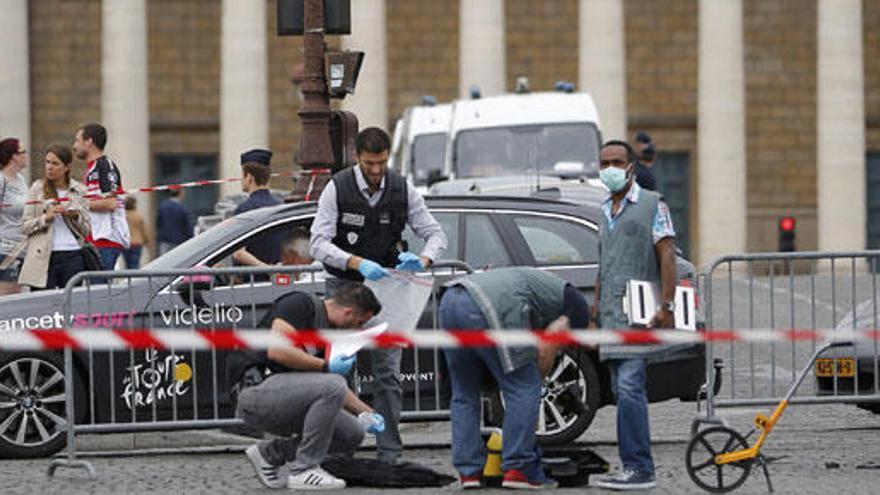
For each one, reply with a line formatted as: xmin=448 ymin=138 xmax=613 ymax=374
xmin=715 ymin=400 xmax=789 ymax=466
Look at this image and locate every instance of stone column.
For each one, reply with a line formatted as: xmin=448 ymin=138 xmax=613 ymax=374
xmin=579 ymin=0 xmax=626 ymax=140
xmin=459 ymin=0 xmax=506 ymax=98
xmin=0 ymin=0 xmax=30 ymax=182
xmin=817 ymin=0 xmax=865 ymax=251
xmin=221 ymin=0 xmax=268 ymax=195
xmin=697 ymin=0 xmax=746 ymax=265
xmin=102 ymin=0 xmax=150 ymax=221
xmin=342 ymin=0 xmax=387 ymax=130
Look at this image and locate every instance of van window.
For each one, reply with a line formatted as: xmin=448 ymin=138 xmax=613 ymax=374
xmin=411 ymin=133 xmax=447 ymax=185
xmin=454 ymin=123 xmax=600 ymax=179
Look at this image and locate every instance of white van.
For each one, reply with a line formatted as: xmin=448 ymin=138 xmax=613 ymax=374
xmin=390 ymin=88 xmax=603 ymax=189
xmin=389 ymin=101 xmax=453 ymax=188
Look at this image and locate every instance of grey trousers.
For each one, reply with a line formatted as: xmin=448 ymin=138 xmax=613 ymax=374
xmin=326 ymin=277 xmax=403 ymax=464
xmin=236 ymin=372 xmax=365 ymax=474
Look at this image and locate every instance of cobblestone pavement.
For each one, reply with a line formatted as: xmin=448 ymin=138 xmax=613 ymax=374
xmin=3 ymin=400 xmax=880 ymax=494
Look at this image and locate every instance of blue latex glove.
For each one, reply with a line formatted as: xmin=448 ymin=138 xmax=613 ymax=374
xmin=358 ymin=411 xmax=386 ymax=434
xmin=395 ymin=251 xmax=423 ymax=272
xmin=326 ymin=354 xmax=356 ymax=375
xmin=358 ymin=259 xmax=389 ymax=280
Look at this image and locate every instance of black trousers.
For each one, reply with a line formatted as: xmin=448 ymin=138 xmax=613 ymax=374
xmin=42 ymin=250 xmax=84 ymax=290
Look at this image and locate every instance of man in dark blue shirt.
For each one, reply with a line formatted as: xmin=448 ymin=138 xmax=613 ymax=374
xmin=156 ymin=189 xmax=193 ymax=256
xmin=233 ymin=149 xmax=282 ymax=267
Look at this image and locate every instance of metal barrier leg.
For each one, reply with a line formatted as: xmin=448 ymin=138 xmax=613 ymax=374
xmin=47 ymin=347 xmax=96 ymax=479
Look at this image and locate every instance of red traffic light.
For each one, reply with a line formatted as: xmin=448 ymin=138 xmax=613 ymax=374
xmin=779 ymin=217 xmax=796 ymax=232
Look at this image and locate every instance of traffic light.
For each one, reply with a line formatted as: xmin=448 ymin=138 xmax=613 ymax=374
xmin=778 ymin=217 xmax=796 ymax=252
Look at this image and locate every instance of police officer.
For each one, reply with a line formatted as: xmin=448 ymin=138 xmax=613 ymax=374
xmin=632 ymin=131 xmax=657 ymax=192
xmin=233 ymin=148 xmax=281 ymax=268
xmin=310 ymin=126 xmax=447 ymax=464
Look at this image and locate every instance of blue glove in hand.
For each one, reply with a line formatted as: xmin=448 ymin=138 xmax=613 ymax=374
xmin=395 ymin=252 xmax=423 ymax=272
xmin=358 ymin=259 xmax=389 ymax=280
xmin=326 ymin=354 xmax=356 ymax=375
xmin=358 ymin=411 xmax=386 ymax=434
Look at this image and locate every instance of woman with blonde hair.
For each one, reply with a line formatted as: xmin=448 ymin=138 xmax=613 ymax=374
xmin=19 ymin=144 xmax=91 ymax=290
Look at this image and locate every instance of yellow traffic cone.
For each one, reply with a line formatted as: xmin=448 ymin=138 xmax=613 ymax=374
xmin=483 ymin=429 xmax=503 ymax=486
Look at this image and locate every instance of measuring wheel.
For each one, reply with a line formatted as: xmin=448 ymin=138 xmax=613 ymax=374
xmin=685 ymin=426 xmax=753 ymax=493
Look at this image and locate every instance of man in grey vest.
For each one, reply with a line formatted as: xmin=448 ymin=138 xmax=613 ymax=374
xmin=591 ymin=140 xmax=677 ymax=491
xmin=439 ymin=267 xmax=589 ymax=489
xmin=310 ymin=127 xmax=447 ymax=464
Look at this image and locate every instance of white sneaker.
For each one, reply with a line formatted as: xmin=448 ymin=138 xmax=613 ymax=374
xmin=245 ymin=444 xmax=286 ymax=489
xmin=287 ymin=466 xmax=346 ymax=490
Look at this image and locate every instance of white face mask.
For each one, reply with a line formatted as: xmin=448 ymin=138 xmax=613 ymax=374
xmin=599 ymin=166 xmax=629 ymax=192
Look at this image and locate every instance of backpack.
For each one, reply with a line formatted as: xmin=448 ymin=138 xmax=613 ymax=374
xmin=321 ymin=456 xmax=456 ymax=488
xmin=542 ymin=447 xmax=610 ymax=487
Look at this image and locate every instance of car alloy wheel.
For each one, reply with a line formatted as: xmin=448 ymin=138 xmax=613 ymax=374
xmin=487 ymin=349 xmax=600 ymax=446
xmin=0 ymin=354 xmax=83 ymax=458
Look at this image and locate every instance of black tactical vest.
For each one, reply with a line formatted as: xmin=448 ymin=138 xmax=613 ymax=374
xmin=325 ymin=166 xmax=408 ymax=280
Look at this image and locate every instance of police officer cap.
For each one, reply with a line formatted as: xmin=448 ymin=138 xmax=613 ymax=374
xmin=635 ymin=131 xmax=652 ymax=144
xmin=240 ymin=148 xmax=272 ymax=167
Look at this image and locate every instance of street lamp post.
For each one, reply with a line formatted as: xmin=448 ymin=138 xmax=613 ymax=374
xmin=296 ymin=0 xmax=334 ymax=170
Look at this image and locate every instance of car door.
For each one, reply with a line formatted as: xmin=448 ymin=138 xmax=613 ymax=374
xmin=105 ymin=214 xmax=322 ymax=422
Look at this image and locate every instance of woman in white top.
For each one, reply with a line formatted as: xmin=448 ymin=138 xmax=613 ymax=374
xmin=0 ymin=137 xmax=29 ymax=295
xmin=19 ymin=144 xmax=90 ymax=290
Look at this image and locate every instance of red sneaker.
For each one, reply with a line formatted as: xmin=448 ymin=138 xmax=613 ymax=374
xmin=501 ymin=469 xmax=559 ymax=490
xmin=460 ymin=473 xmax=483 ymax=489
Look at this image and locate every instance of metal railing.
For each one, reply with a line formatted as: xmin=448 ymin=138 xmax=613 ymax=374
xmin=47 ymin=261 xmax=473 ymax=478
xmin=700 ymin=250 xmax=880 ymax=419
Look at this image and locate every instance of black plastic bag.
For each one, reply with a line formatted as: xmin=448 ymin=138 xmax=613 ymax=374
xmin=321 ymin=456 xmax=456 ymax=488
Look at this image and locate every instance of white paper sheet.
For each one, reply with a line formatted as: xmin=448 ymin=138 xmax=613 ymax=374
xmin=329 ymin=322 xmax=389 ymax=361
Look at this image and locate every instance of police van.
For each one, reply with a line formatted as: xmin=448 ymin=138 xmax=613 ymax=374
xmin=390 ymin=82 xmax=603 ymax=190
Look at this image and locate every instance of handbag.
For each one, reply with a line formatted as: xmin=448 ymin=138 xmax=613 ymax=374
xmin=63 ymin=211 xmax=103 ymax=272
xmin=79 ymin=243 xmax=104 ymax=272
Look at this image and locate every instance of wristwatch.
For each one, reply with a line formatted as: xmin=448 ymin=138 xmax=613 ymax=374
xmin=662 ymin=300 xmax=676 ymax=312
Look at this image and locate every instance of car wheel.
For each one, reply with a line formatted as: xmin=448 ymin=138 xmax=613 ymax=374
xmin=0 ymin=353 xmax=86 ymax=458
xmin=486 ymin=349 xmax=601 ymax=446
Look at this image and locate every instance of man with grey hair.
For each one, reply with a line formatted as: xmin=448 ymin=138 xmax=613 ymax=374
xmin=280 ymin=228 xmax=315 ymax=280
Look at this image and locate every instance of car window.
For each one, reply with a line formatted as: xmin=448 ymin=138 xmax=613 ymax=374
xmin=411 ymin=133 xmax=447 ymax=184
xmin=204 ymin=217 xmax=317 ymax=285
xmin=402 ymin=212 xmax=459 ymax=261
xmin=465 ymin=214 xmax=510 ymax=269
xmin=511 ymin=215 xmax=598 ymax=265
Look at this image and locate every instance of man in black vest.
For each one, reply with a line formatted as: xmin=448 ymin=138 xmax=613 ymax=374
xmin=310 ymin=126 xmax=447 ymax=464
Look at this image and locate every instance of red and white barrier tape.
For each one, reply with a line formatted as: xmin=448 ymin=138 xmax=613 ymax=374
xmin=0 ymin=168 xmax=332 ymax=209
xmin=0 ymin=328 xmax=877 ymax=351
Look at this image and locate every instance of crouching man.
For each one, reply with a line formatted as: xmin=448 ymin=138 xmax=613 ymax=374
xmin=227 ymin=282 xmax=386 ymax=490
xmin=439 ymin=267 xmax=590 ymax=489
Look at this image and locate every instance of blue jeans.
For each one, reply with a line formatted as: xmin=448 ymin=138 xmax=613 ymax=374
xmin=439 ymin=286 xmax=545 ymax=480
xmin=122 ymin=246 xmax=142 ymax=269
xmin=610 ymin=358 xmax=654 ymax=474
xmin=98 ymin=247 xmax=122 ymax=270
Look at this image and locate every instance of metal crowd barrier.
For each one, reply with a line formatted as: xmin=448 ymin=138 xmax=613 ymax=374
xmin=47 ymin=261 xmax=473 ymax=478
xmin=700 ymin=250 xmax=880 ymax=419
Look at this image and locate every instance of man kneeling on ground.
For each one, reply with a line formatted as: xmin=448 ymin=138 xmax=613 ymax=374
xmin=227 ymin=282 xmax=386 ymax=490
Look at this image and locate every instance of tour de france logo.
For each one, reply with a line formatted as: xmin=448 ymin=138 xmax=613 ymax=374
xmin=120 ymin=348 xmax=193 ymax=410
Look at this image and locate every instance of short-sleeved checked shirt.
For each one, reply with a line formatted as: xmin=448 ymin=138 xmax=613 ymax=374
xmin=600 ymin=181 xmax=675 ymax=244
